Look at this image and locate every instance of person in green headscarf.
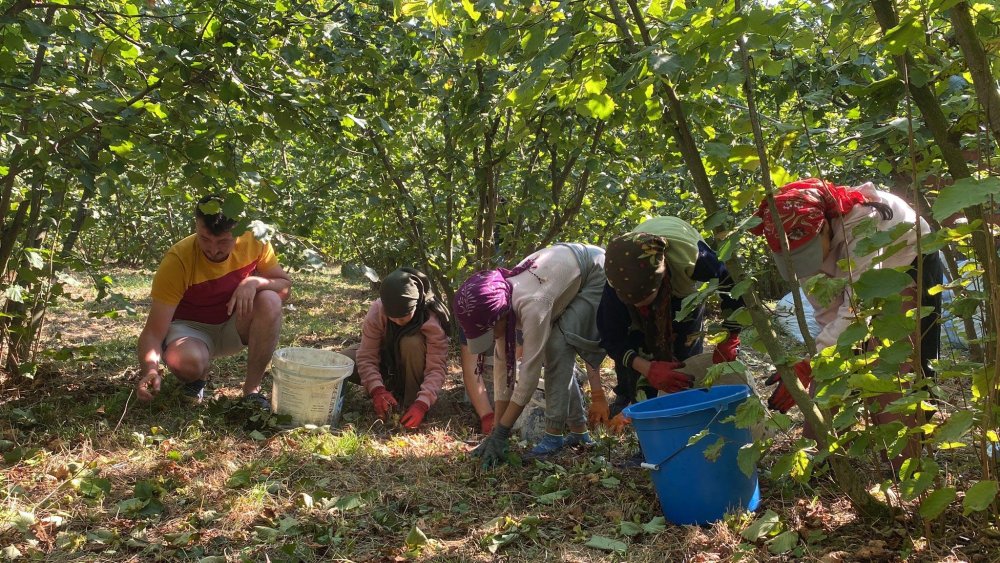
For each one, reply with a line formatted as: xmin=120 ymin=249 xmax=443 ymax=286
xmin=598 ymin=217 xmax=746 ymax=431
xmin=343 ymin=268 xmax=451 ymax=429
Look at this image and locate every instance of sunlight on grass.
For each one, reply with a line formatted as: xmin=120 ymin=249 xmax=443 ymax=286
xmin=289 ymin=427 xmax=372 ymax=459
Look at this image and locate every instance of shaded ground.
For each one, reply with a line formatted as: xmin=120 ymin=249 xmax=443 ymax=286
xmin=0 ymin=269 xmax=995 ymax=561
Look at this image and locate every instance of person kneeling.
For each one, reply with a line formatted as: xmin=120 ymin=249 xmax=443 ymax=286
xmin=345 ymin=268 xmax=450 ymax=429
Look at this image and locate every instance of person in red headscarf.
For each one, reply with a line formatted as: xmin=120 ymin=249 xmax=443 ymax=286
xmin=751 ymin=179 xmax=941 ymax=464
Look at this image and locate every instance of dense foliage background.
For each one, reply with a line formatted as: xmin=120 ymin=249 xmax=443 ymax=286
xmin=3 ymin=0 xmax=1000 ymax=551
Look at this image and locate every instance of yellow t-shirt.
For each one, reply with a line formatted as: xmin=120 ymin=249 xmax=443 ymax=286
xmin=150 ymin=232 xmax=278 ymax=324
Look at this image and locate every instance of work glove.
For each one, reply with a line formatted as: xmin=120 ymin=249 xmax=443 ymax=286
xmin=712 ymin=332 xmax=741 ymax=364
xmin=765 ymin=360 xmax=813 ymax=413
xmin=588 ymin=388 xmax=610 ymax=427
xmin=607 ymin=412 xmax=631 ymax=433
xmin=370 ymin=386 xmax=399 ymax=419
xmin=400 ymin=401 xmax=429 ymax=429
xmin=647 ymin=361 xmax=694 ymax=394
xmin=480 ymin=412 xmax=495 ymax=435
xmin=471 ymin=423 xmax=512 ymax=469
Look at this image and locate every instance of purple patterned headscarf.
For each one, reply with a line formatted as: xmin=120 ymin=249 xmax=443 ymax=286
xmin=455 ymin=259 xmax=536 ymax=386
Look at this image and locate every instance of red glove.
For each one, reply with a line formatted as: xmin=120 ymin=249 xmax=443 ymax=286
xmin=766 ymin=360 xmax=813 ymax=413
xmin=647 ymin=361 xmax=694 ymax=394
xmin=480 ymin=412 xmax=495 ymax=435
xmin=400 ymin=401 xmax=429 ymax=429
xmin=712 ymin=333 xmax=740 ymax=364
xmin=370 ymin=386 xmax=399 ymax=419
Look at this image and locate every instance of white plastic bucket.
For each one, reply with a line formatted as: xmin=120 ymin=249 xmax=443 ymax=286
xmin=271 ymin=348 xmax=354 ymax=426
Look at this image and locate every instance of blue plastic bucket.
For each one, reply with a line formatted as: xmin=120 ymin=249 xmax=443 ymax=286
xmin=623 ymin=385 xmax=761 ymax=525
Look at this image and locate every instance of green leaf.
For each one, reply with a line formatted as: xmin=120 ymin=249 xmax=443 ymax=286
xmin=226 ymin=469 xmax=252 ymax=488
xmin=461 ymin=0 xmax=481 ymax=20
xmin=687 ymin=428 xmax=709 ymax=447
xmin=853 ymin=268 xmax=913 ymax=300
xmin=803 ymin=274 xmax=847 ymax=307
xmin=405 ymin=525 xmax=428 ymax=549
xmin=109 ymin=141 xmax=134 ymax=156
xmin=768 ymin=530 xmax=799 ymax=554
xmin=741 ymin=509 xmax=780 ymax=541
xmin=919 ymin=487 xmax=956 ymax=520
xmin=619 ymin=520 xmax=643 ymax=537
xmin=645 ymin=0 xmax=663 ymax=18
xmin=222 ymin=193 xmax=244 ymax=219
xmin=333 ymin=493 xmax=366 ymax=511
xmin=932 ymin=177 xmax=1000 ymax=221
xmin=536 ymin=489 xmax=571 ymax=504
xmin=585 ymin=535 xmax=627 ymax=553
xmin=649 ymin=52 xmax=681 ymax=77
xmin=848 ymin=372 xmax=901 ymax=394
xmin=642 ymin=516 xmax=666 ymax=534
xmin=599 ymin=476 xmax=620 ymax=488
xmin=882 ymin=17 xmax=922 ymax=55
xmin=737 ymin=443 xmax=762 ymax=478
xmin=117 ymin=498 xmax=148 ymax=514
xmin=25 ymin=251 xmax=44 ymax=270
xmin=703 ymin=436 xmax=726 ymax=462
xmin=583 ymin=77 xmax=607 ymax=95
xmin=579 ymin=93 xmax=616 ymax=119
xmin=934 ymin=411 xmax=973 ymax=444
xmin=76 ymin=476 xmax=111 ymax=499
xmin=962 ymin=480 xmax=998 ymax=515
xmin=23 ymin=19 xmax=54 ymax=38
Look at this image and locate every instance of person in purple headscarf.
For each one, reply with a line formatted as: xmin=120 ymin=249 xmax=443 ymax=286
xmin=455 ymin=243 xmax=607 ymax=468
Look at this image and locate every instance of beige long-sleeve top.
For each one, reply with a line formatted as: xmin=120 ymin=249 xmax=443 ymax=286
xmin=806 ymin=183 xmax=931 ymax=352
xmin=494 ymin=245 xmax=603 ymax=406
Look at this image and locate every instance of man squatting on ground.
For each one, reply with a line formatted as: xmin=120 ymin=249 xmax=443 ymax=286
xmin=135 ymin=195 xmax=292 ymax=407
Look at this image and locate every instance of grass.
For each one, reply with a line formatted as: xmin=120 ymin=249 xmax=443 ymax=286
xmin=0 ymin=268 xmax=996 ymax=561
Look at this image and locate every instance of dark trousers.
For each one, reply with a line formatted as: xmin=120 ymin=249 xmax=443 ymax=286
xmin=909 ymin=252 xmax=943 ymax=379
xmin=611 ymin=302 xmax=705 ymax=412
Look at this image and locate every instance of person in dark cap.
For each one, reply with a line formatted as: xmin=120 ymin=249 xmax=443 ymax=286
xmin=343 ymin=268 xmax=451 ymax=429
xmin=598 ymin=217 xmax=745 ymax=431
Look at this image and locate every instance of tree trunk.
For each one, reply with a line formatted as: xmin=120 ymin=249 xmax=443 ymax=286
xmin=949 ymin=2 xmax=1000 ymax=147
xmin=870 ymin=0 xmax=996 ymax=355
xmin=734 ymin=26 xmax=889 ymax=518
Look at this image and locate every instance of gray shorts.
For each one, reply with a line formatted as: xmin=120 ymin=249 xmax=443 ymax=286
xmin=164 ymin=316 xmax=244 ymax=358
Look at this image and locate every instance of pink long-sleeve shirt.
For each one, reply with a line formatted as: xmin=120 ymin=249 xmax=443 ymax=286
xmin=355 ymin=299 xmax=449 ymax=408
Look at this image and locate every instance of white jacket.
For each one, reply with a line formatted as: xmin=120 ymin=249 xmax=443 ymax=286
xmin=807 ymin=183 xmax=931 ymax=351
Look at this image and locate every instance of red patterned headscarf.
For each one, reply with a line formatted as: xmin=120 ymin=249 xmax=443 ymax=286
xmin=750 ymin=178 xmax=869 ymax=252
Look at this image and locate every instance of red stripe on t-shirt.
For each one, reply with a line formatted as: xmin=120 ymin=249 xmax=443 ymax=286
xmin=173 ymin=260 xmax=259 ymax=324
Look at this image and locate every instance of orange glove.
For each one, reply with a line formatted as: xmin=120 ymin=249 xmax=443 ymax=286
xmin=370 ymin=386 xmax=399 ymax=419
xmin=588 ymin=389 xmax=610 ymax=427
xmin=400 ymin=401 xmax=429 ymax=429
xmin=607 ymin=412 xmax=631 ymax=433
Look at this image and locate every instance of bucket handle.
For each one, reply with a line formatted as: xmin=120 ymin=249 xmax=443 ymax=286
xmin=638 ymin=402 xmax=728 ymax=472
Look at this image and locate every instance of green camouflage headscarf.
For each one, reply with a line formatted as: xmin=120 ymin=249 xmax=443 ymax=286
xmin=604 ymin=232 xmax=670 ymax=304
